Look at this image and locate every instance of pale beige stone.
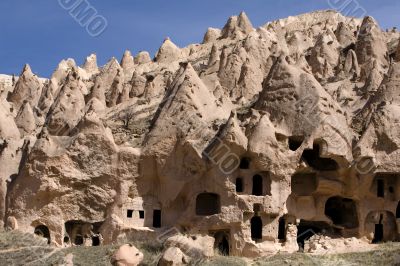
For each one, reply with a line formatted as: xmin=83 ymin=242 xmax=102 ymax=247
xmin=112 ymin=244 xmax=144 ymax=266
xmin=158 ymin=247 xmax=187 ymax=266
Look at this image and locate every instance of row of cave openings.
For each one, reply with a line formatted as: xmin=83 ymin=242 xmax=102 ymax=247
xmin=247 ymin=198 xmax=359 ymax=244
xmin=237 ymin=158 xmax=271 ymax=196
xmin=275 ymin=137 xmax=340 ymax=171
xmin=211 ymin=216 xmax=315 ymax=255
xmin=235 ymin=140 xmax=339 ymax=196
xmin=239 ymin=145 xmax=397 ymax=201
xmin=281 ymin=136 xmax=339 ymax=172
xmin=212 ymin=198 xmax=400 ymax=255
xmin=33 ymin=198 xmax=400 ymax=249
xmin=34 ymin=220 xmax=104 ymax=247
xmin=126 ymin=208 xmax=162 ymax=228
xmin=298 ymin=198 xmax=400 ymax=245
xmin=373 ymin=173 xmax=398 ymax=200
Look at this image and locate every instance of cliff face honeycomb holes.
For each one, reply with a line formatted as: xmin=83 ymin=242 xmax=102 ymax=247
xmin=64 ymin=220 xmax=103 ymax=247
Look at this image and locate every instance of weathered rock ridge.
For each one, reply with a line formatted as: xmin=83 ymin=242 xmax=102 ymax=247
xmin=1 ymin=10 xmax=400 ymax=257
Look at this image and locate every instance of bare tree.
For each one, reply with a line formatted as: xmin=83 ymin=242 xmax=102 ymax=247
xmin=118 ymin=109 xmax=135 ymax=129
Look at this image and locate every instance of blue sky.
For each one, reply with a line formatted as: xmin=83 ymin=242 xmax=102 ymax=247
xmin=0 ymin=0 xmax=399 ymax=77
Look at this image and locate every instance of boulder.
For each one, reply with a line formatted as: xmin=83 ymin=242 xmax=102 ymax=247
xmin=158 ymin=247 xmax=187 ymax=266
xmin=112 ymin=244 xmax=144 ymax=266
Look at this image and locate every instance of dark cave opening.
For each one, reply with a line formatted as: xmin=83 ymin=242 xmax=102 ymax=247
xmin=301 ymin=143 xmax=339 ymax=171
xmin=252 ymin=175 xmax=263 ymax=196
xmin=34 ymin=225 xmax=51 ymax=244
xmin=251 ymin=216 xmax=263 ymax=241
xmin=74 ymin=235 xmax=84 ymax=245
xmin=377 ymin=179 xmax=384 ymax=198
xmin=278 ymin=217 xmax=286 ymax=241
xmin=153 ymin=210 xmax=162 ymax=228
xmin=196 ymin=193 xmax=221 ymax=216
xmin=373 ymin=224 xmax=384 ymax=243
xmin=236 ymin=177 xmax=244 ymax=193
xmin=325 ymin=197 xmax=359 ymax=229
xmin=372 ymin=214 xmax=384 ymax=244
xmin=239 ymin=158 xmax=250 ymax=169
xmin=64 ymin=220 xmax=104 ymax=247
xmin=214 ymin=231 xmax=230 ymax=256
xmin=92 ymin=235 xmax=101 ymax=246
xmin=289 ymin=136 xmax=304 ymax=151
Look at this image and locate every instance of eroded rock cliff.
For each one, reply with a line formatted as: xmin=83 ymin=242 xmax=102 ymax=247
xmin=1 ymin=10 xmax=400 ymax=257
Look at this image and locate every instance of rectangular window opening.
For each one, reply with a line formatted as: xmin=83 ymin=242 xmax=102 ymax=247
xmin=139 ymin=210 xmax=145 ymax=219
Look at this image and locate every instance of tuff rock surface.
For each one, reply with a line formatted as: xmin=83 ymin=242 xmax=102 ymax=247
xmin=1 ymin=10 xmax=400 ymax=258
xmin=112 ymin=244 xmax=144 ymax=266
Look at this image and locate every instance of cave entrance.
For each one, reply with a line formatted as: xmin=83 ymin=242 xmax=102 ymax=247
xmin=366 ymin=211 xmax=397 ymax=243
xmin=251 ymin=216 xmax=262 ymax=241
xmin=92 ymin=235 xmax=101 ymax=246
xmin=252 ymin=175 xmax=263 ymax=196
xmin=397 ymin=201 xmax=400 ymax=219
xmin=214 ymin=231 xmax=230 ymax=256
xmin=372 ymin=215 xmax=384 ymax=244
xmin=75 ymin=235 xmax=84 ymax=245
xmin=236 ymin=178 xmax=243 ymax=193
xmin=289 ymin=136 xmax=304 ymax=151
xmin=377 ymin=179 xmax=384 ymax=198
xmin=325 ymin=196 xmax=358 ymax=229
xmin=301 ymin=143 xmax=339 ymax=171
xmin=65 ymin=220 xmax=104 ymax=247
xmin=34 ymin=225 xmax=51 ymax=244
xmin=278 ymin=217 xmax=286 ymax=241
xmin=239 ymin=158 xmax=250 ymax=169
xmin=373 ymin=224 xmax=384 ymax=243
xmin=153 ymin=210 xmax=162 ymax=228
xmin=196 ymin=193 xmax=221 ymax=216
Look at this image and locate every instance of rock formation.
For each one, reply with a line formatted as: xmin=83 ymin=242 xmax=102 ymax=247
xmin=112 ymin=244 xmax=144 ymax=265
xmin=1 ymin=10 xmax=400 ymax=259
